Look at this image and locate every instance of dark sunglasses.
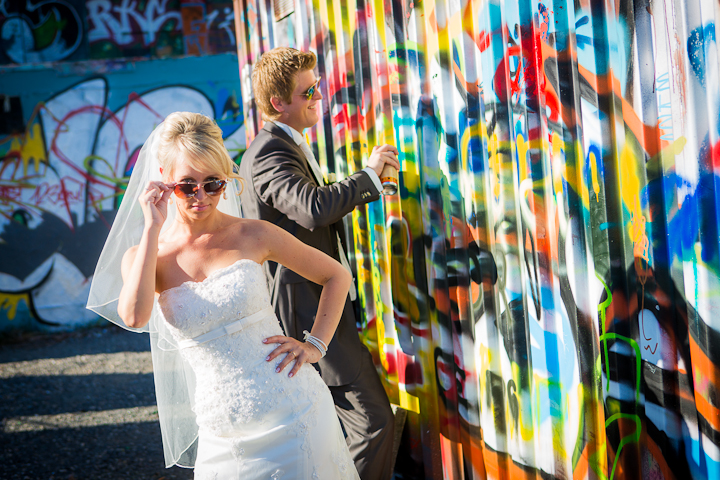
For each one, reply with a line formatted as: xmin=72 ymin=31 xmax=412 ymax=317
xmin=297 ymin=77 xmax=321 ymax=100
xmin=173 ymin=179 xmax=228 ymax=199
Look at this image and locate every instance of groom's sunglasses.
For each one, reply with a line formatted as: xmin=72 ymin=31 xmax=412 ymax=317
xmin=297 ymin=77 xmax=321 ymax=100
xmin=173 ymin=179 xmax=227 ymax=199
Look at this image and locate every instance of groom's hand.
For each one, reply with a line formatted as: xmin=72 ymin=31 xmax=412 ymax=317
xmin=367 ymin=144 xmax=400 ymax=177
xmin=263 ymin=335 xmax=322 ymax=378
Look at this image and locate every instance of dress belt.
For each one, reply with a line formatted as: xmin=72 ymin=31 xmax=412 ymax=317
xmin=178 ymin=306 xmax=274 ymax=349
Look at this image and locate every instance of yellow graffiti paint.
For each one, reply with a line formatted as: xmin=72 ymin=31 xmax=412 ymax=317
xmin=589 ymin=439 xmax=609 ymax=480
xmin=516 ymin=133 xmax=528 ymax=170
xmin=590 ymin=149 xmax=601 ymax=201
xmin=399 ymin=389 xmax=420 ymax=413
xmin=377 ymin=311 xmax=389 ymax=371
xmin=672 ymin=136 xmax=687 ymax=156
xmin=402 ymin=169 xmax=421 ymax=192
xmin=551 ymin=132 xmax=564 ymax=201
xmin=629 ymin=198 xmax=649 ymax=268
xmin=619 ymin=140 xmax=642 ymax=212
xmin=0 ymin=292 xmax=30 ymax=320
xmin=9 ymin=123 xmax=47 ymax=176
xmin=570 ymin=144 xmax=592 ymax=209
xmin=487 ymin=132 xmax=502 ymax=198
xmin=672 ymin=136 xmax=689 ymax=209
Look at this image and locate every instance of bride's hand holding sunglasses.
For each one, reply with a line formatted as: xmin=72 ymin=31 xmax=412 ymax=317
xmin=170 ymin=179 xmax=228 ymax=199
xmin=140 ymin=181 xmax=174 ymax=227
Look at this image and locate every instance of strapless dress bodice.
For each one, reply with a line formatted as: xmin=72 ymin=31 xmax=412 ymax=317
xmin=158 ymin=258 xmax=271 ymax=338
xmin=157 ymin=260 xmax=319 ymax=436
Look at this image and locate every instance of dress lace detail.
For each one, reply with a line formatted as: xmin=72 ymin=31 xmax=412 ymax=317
xmin=157 ymin=259 xmax=358 ymax=479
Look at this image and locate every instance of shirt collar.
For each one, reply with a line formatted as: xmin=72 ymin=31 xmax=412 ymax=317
xmin=272 ymin=121 xmax=304 ymax=145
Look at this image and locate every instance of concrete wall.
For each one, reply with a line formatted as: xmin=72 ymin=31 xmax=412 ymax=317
xmin=0 ymin=0 xmax=245 ymax=331
xmin=234 ymin=0 xmax=720 ymax=478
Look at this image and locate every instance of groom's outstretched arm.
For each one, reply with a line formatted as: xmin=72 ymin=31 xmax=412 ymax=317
xmin=249 ymin=140 xmax=380 ymax=231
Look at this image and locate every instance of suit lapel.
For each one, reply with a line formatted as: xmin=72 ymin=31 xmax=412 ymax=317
xmin=263 ymin=123 xmax=320 ymax=186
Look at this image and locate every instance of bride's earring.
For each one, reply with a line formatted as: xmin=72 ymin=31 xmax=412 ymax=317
xmin=169 ymin=197 xmax=174 ymax=205
xmin=223 ymin=191 xmax=228 ymax=200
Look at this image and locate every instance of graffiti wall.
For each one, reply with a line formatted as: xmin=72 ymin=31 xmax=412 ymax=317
xmin=0 ymin=54 xmax=244 ymax=330
xmin=0 ymin=0 xmax=244 ymax=330
xmin=0 ymin=0 xmax=237 ymax=64
xmin=0 ymin=0 xmax=88 ymax=64
xmin=234 ymin=0 xmax=720 ymax=478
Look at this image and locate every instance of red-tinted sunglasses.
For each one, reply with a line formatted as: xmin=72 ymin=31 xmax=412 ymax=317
xmin=173 ymin=179 xmax=227 ymax=199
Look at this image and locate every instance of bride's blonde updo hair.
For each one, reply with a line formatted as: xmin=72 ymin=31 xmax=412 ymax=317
xmin=157 ymin=112 xmax=243 ymax=187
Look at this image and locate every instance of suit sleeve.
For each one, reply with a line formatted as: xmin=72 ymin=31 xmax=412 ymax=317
xmin=251 ymin=143 xmax=381 ymax=231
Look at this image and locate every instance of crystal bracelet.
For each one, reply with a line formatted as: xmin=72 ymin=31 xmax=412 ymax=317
xmin=304 ymin=336 xmax=327 ymax=358
xmin=302 ymin=330 xmax=327 ymax=358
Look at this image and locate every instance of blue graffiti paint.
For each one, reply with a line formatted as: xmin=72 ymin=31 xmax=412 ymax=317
xmin=687 ymin=24 xmax=716 ymax=88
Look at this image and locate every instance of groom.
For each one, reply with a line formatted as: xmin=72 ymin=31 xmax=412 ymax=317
xmin=239 ymin=47 xmax=399 ymax=479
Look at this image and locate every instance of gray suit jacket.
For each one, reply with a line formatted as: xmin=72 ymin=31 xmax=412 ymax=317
xmin=239 ymin=122 xmax=381 ymax=386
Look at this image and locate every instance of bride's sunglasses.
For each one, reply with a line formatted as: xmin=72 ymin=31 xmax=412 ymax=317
xmin=172 ymin=179 xmax=228 ymax=199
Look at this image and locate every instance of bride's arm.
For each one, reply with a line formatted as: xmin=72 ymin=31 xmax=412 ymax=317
xmin=118 ymin=181 xmax=173 ymax=329
xmin=117 ymin=230 xmax=160 ymax=329
xmin=258 ymin=220 xmax=352 ymax=377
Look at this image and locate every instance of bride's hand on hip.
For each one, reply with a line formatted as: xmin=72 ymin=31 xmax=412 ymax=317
xmin=140 ymin=181 xmax=174 ymax=229
xmin=263 ymin=335 xmax=321 ymax=378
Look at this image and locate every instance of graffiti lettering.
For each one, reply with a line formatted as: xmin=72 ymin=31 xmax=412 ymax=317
xmin=0 ymin=185 xmax=23 ymax=204
xmin=87 ymin=0 xmax=181 ymax=46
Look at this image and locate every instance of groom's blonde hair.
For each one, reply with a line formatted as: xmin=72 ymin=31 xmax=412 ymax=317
xmin=158 ymin=112 xmax=243 ymax=187
xmin=252 ymin=47 xmax=317 ymax=121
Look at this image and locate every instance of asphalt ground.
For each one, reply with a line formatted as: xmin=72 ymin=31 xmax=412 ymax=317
xmin=0 ymin=324 xmax=417 ymax=480
xmin=0 ymin=325 xmax=193 ymax=480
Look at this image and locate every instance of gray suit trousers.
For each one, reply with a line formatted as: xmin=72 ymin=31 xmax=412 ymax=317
xmin=330 ymin=347 xmax=395 ymax=480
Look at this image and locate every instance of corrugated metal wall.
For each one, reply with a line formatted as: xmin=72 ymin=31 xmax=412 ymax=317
xmin=233 ymin=0 xmax=720 ymax=478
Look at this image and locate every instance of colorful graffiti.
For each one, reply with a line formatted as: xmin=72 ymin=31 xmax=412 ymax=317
xmin=180 ymin=0 xmax=237 ymax=55
xmin=86 ymin=0 xmax=236 ymax=58
xmin=0 ymin=0 xmax=237 ymax=65
xmin=86 ymin=0 xmax=185 ymax=57
xmin=0 ymin=0 xmax=85 ymax=64
xmin=235 ymin=0 xmax=720 ymax=478
xmin=0 ymin=54 xmax=244 ymax=329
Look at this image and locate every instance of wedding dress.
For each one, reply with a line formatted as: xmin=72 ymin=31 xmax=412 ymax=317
xmin=157 ymin=257 xmax=359 ymax=479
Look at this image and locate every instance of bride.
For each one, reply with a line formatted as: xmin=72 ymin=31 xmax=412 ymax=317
xmin=87 ymin=112 xmax=360 ymax=479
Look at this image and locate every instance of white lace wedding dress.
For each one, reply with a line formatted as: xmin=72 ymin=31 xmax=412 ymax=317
xmin=157 ymin=258 xmax=359 ymax=479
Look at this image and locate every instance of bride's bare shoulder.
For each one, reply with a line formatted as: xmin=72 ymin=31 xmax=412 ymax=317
xmin=227 ymin=219 xmax=284 ymax=252
xmin=122 ymin=244 xmax=139 ymax=263
xmin=229 ymin=218 xmax=276 ymax=235
xmin=120 ymin=245 xmax=140 ymax=278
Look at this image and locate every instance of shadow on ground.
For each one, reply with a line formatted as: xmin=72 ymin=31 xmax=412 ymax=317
xmin=0 ymin=325 xmax=193 ymax=480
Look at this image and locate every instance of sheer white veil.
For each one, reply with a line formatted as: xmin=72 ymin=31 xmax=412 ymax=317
xmin=86 ymin=120 xmax=242 ymax=468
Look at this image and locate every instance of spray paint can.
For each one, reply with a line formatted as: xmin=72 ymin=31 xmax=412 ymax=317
xmin=381 ymin=164 xmax=398 ymax=195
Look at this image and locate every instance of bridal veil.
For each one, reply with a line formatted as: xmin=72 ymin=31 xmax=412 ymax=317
xmin=86 ymin=120 xmax=242 ymax=468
